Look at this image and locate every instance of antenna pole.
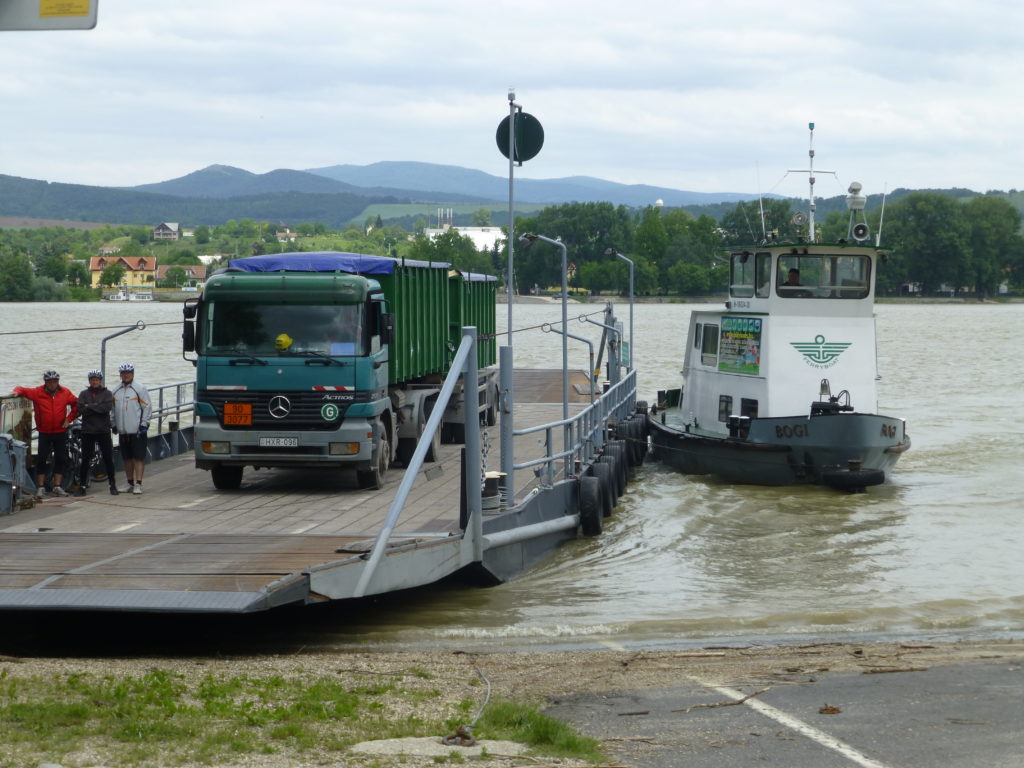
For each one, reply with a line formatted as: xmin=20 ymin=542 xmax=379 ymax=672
xmin=787 ymin=121 xmax=835 ymax=243
xmin=807 ymin=122 xmax=817 ymax=241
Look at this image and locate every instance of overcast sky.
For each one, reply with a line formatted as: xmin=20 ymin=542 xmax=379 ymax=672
xmin=1 ymin=0 xmax=1022 ymax=199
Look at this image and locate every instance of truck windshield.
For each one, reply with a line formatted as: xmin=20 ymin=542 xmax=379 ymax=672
xmin=202 ymin=302 xmax=365 ymax=356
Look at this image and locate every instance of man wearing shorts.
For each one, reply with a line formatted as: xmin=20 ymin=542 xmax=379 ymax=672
xmin=11 ymin=370 xmax=77 ymax=497
xmin=111 ymin=362 xmax=152 ymax=495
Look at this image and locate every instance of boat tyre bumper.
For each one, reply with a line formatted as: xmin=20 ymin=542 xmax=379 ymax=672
xmin=821 ymin=466 xmax=885 ymax=491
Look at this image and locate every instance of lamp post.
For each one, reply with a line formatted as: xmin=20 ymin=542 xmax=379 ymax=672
xmin=519 ymin=234 xmax=568 ymax=424
xmin=606 ymin=249 xmax=634 ymax=371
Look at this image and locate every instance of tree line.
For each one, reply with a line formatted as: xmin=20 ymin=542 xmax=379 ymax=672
xmin=1 ymin=191 xmax=1022 ymax=301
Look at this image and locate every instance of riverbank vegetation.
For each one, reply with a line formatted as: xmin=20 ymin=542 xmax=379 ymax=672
xmin=1 ymin=190 xmax=1022 ymax=302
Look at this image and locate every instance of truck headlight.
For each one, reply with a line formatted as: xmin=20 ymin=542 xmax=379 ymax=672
xmin=329 ymin=442 xmax=360 ymax=455
xmin=201 ymin=441 xmax=230 ymax=454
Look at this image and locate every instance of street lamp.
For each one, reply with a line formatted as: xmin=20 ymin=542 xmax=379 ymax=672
xmin=605 ymin=248 xmax=634 ymax=371
xmin=519 ymin=233 xmax=569 ymax=424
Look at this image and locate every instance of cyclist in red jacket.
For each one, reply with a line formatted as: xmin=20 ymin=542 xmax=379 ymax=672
xmin=11 ymin=370 xmax=78 ymax=497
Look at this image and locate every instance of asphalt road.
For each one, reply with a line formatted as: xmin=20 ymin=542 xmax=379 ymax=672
xmin=544 ymin=657 xmax=1023 ymax=767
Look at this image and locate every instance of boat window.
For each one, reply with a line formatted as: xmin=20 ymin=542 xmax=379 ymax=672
xmin=741 ymin=398 xmax=759 ymax=418
xmin=202 ymin=302 xmax=365 ymax=356
xmin=700 ymin=324 xmax=719 ymax=366
xmin=718 ymin=395 xmax=732 ymax=422
xmin=755 ymin=252 xmax=772 ymax=297
xmin=776 ymin=253 xmax=871 ymax=299
xmin=729 ymin=252 xmax=755 ymax=298
xmin=694 ymin=323 xmax=702 ymax=349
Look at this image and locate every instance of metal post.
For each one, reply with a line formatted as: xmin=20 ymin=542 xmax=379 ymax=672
xmin=461 ymin=327 xmax=484 ymax=562
xmin=542 ymin=324 xmax=594 ymax=404
xmin=499 ymin=344 xmax=514 ymax=501
xmin=527 ymin=234 xmax=570 ymax=479
xmin=501 ymin=89 xmax=518 ymax=506
xmin=613 ymin=251 xmax=634 ymax=371
xmin=100 ymin=320 xmax=146 ymax=380
xmin=506 ymin=89 xmax=516 ymax=338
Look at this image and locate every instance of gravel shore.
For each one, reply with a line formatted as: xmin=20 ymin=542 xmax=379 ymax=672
xmin=3 ymin=639 xmax=1019 ymax=768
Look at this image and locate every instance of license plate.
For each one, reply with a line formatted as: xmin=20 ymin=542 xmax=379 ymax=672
xmin=258 ymin=436 xmax=299 ymax=447
xmin=224 ymin=402 xmax=252 ymax=425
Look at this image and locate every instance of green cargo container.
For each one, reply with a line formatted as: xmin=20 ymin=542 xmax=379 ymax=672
xmin=376 ymin=262 xmax=452 ymax=385
xmin=448 ymin=269 xmax=497 ymax=371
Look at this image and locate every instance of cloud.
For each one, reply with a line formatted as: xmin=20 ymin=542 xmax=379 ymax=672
xmin=1 ymin=0 xmax=1023 ymax=194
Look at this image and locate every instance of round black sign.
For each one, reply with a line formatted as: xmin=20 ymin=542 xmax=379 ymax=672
xmin=496 ymin=112 xmax=544 ymax=163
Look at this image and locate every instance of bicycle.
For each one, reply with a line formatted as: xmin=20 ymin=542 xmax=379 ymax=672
xmin=41 ymin=422 xmax=104 ymax=493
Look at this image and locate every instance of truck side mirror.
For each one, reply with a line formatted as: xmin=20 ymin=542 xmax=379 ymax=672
xmin=380 ymin=312 xmax=394 ymax=346
xmin=182 ymin=300 xmax=198 ymax=354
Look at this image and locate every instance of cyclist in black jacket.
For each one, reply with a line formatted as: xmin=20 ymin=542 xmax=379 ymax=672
xmin=74 ymin=370 xmax=119 ymax=496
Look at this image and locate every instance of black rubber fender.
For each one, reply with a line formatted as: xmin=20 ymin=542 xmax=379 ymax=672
xmin=822 ymin=467 xmax=885 ymax=491
xmin=589 ymin=460 xmax=616 ymax=516
xmin=606 ymin=439 xmax=632 ymax=482
xmin=598 ymin=455 xmax=624 ymax=500
xmin=579 ymin=475 xmax=603 ymax=536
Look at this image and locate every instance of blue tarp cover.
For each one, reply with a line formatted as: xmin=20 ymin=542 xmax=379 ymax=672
xmin=230 ymin=252 xmax=449 ymax=274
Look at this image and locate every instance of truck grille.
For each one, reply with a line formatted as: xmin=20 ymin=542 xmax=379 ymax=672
xmin=199 ymin=390 xmax=372 ymax=431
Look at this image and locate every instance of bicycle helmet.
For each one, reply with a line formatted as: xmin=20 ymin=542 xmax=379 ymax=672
xmin=43 ymin=370 xmax=60 ymax=381
xmin=118 ymin=362 xmax=135 ymax=373
xmin=87 ymin=369 xmax=104 ymax=379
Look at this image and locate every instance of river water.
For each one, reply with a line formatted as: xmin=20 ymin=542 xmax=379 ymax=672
xmin=2 ymin=300 xmax=1022 ymax=650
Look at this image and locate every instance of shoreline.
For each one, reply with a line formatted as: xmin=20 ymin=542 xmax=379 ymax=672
xmin=2 ymin=639 xmax=1020 ymax=767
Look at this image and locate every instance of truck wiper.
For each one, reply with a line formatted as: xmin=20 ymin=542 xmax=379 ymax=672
xmin=304 ymin=350 xmax=349 ymax=366
xmin=228 ymin=356 xmax=268 ymax=365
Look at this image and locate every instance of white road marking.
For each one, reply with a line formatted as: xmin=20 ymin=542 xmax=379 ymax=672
xmin=110 ymin=523 xmax=141 ymax=532
xmin=686 ymin=676 xmax=893 ymax=768
xmin=177 ymin=496 xmax=217 ymax=509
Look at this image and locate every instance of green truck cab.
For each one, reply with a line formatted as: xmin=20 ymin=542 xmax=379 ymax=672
xmin=183 ymin=252 xmax=497 ymax=491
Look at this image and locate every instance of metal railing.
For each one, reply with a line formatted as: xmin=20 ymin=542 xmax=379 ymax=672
xmin=351 ymin=327 xmax=482 ymax=598
xmin=512 ymin=366 xmax=637 ymax=490
xmin=150 ymin=380 xmax=196 ymax=434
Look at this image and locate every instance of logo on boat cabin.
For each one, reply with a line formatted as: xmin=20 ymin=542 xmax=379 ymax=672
xmin=790 ymin=335 xmax=851 ymax=369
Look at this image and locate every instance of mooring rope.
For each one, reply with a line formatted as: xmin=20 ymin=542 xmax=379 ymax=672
xmin=0 ymin=321 xmax=179 ymax=336
xmin=500 ymin=308 xmax=605 ymax=337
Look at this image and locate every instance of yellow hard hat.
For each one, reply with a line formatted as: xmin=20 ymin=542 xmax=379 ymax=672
xmin=275 ymin=333 xmax=293 ymax=350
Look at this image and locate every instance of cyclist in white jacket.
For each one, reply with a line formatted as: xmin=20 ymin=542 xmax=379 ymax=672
xmin=111 ymin=362 xmax=152 ymax=495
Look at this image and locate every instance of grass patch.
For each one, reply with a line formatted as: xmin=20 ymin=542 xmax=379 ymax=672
xmin=0 ymin=667 xmax=604 ymax=767
xmin=0 ymin=667 xmax=441 ymax=767
xmin=472 ymin=700 xmax=604 ymax=763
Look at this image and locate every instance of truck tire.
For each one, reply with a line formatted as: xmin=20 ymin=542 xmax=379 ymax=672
xmin=211 ymin=465 xmax=243 ymax=490
xmin=443 ymin=421 xmax=466 ymax=445
xmin=485 ymin=386 xmax=498 ymax=426
xmin=397 ymin=406 xmax=441 ymax=467
xmin=357 ymin=423 xmax=390 ymax=490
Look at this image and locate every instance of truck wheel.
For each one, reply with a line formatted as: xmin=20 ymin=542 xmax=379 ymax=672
xmin=485 ymin=387 xmax=498 ymax=426
xmin=358 ymin=423 xmax=390 ymax=490
xmin=211 ymin=466 xmax=243 ymax=490
xmin=446 ymin=422 xmax=466 ymax=444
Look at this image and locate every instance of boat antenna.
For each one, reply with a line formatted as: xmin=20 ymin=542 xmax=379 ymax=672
xmin=876 ymin=183 xmax=888 ymax=246
xmin=787 ymin=122 xmax=836 ymax=242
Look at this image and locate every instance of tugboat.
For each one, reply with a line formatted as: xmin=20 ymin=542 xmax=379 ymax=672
xmin=649 ymin=128 xmax=910 ymax=491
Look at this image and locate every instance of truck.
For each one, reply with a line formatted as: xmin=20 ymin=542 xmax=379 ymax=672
xmin=182 ymin=252 xmax=498 ymax=491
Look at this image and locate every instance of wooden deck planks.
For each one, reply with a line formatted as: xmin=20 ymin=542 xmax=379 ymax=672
xmin=0 ymin=370 xmax=594 ymax=602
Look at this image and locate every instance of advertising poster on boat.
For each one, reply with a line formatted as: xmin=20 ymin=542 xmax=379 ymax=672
xmin=717 ymin=316 xmax=762 ymax=375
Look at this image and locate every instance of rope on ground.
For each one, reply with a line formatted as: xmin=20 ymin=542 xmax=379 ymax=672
xmin=442 ymin=662 xmax=492 ymax=747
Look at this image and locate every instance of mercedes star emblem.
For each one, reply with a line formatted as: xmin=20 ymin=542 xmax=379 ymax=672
xmin=268 ymin=395 xmax=291 ymax=419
